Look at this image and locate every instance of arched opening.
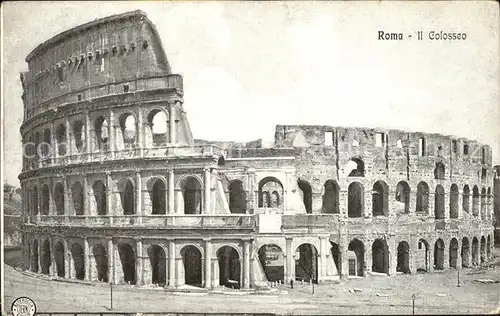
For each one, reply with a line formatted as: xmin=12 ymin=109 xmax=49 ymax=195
xmin=416 ymin=182 xmax=429 ymax=215
xmin=93 ymin=243 xmax=108 ymax=282
xmin=487 ymin=235 xmax=491 ymax=259
xmin=434 ymin=239 xmax=445 ymax=270
xmin=397 ymin=241 xmax=410 ymax=274
xmin=395 ymin=181 xmax=410 ymax=214
xmin=449 ymin=238 xmax=458 ymax=269
xmin=258 ymin=244 xmax=284 ymax=282
xmin=416 ymin=239 xmax=430 ymax=273
xmin=217 ymin=246 xmax=240 ymax=288
xmin=298 ymin=180 xmax=312 ymax=214
xmin=42 ymin=128 xmax=51 ymax=157
xmin=148 ymin=245 xmax=166 ymax=286
xmin=372 ymin=239 xmax=389 ymax=274
xmin=94 ymin=117 xmax=109 ymax=152
xmin=119 ymin=113 xmax=137 ymax=149
xmin=55 ymin=124 xmax=67 ymax=156
xmin=181 ymin=245 xmax=202 ymax=287
xmin=258 ymin=177 xmax=283 ymax=208
xmin=181 ymin=177 xmax=202 ymax=214
xmin=347 ymin=158 xmax=365 ymax=177
xmin=461 ymin=237 xmax=470 ymax=267
xmin=150 ymin=179 xmax=166 ymax=215
xmin=472 ymin=186 xmax=479 ymax=216
xmin=54 ymin=241 xmax=65 ymax=277
xmin=71 ymin=182 xmax=84 ymax=215
xmin=93 ymin=181 xmax=107 ymax=215
xmin=348 ymin=182 xmax=364 ymax=218
xmin=434 ymin=162 xmax=446 ymax=180
xmin=434 ymin=185 xmax=445 ymax=219
xmin=480 ymin=188 xmax=486 ymax=220
xmin=119 ymin=179 xmax=135 ymax=215
xmin=147 ymin=109 xmax=168 ymax=146
xmin=71 ymin=243 xmax=85 ymax=280
xmin=295 ymin=244 xmax=318 ymax=283
xmin=72 ymin=120 xmax=85 ymax=153
xmin=330 ymin=242 xmax=341 ymax=275
xmin=34 ymin=131 xmax=41 ymax=160
xmin=118 ymin=243 xmax=136 ymax=284
xmin=229 ymin=180 xmax=246 ymax=214
xmin=372 ymin=181 xmax=389 ymax=217
xmin=472 ymin=237 xmax=479 ymax=265
xmin=347 ymin=239 xmax=364 ymax=276
xmin=462 ymin=185 xmax=470 ymax=213
xmin=54 ymin=183 xmax=65 ymax=215
xmin=32 ymin=186 xmax=38 ymax=215
xmin=480 ymin=236 xmax=486 ymax=263
xmin=31 ymin=239 xmax=39 ymax=273
xmin=322 ymin=180 xmax=339 ymax=213
xmin=450 ymin=184 xmax=459 ymax=219
xmin=41 ymin=185 xmax=50 ymax=215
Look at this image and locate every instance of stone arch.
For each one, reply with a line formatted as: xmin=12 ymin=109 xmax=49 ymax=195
xmin=372 ymin=239 xmax=389 ymax=274
xmin=71 ymin=181 xmax=84 ymax=215
xmin=146 ymin=108 xmax=169 ymax=146
xmin=118 ymin=112 xmax=137 ymax=149
xmin=416 ymin=239 xmax=431 ymax=273
xmin=258 ymin=244 xmax=284 ymax=282
xmin=480 ymin=236 xmax=486 ymax=263
xmin=118 ymin=242 xmax=136 ymax=284
xmin=217 ymin=245 xmax=241 ymax=288
xmin=322 ymin=180 xmax=339 ymax=213
xmin=148 ymin=244 xmax=166 ymax=285
xmin=258 ymin=177 xmax=283 ymax=208
xmin=461 ymin=237 xmax=470 ymax=267
xmin=450 ymin=184 xmax=459 ymax=219
xmin=117 ymin=178 xmax=135 ymax=215
xmin=31 ymin=239 xmax=39 ymax=273
xmin=472 ymin=186 xmax=479 ymax=216
xmin=347 ymin=239 xmax=364 ymax=276
xmin=298 ymin=179 xmax=312 ymax=214
xmin=94 ymin=116 xmax=109 ymax=152
xmin=54 ymin=182 xmax=65 ymax=215
xmin=397 ymin=241 xmax=410 ymax=274
xmin=462 ymin=185 xmax=470 ymax=213
xmin=295 ymin=243 xmax=318 ymax=283
xmin=71 ymin=242 xmax=85 ymax=280
xmin=92 ymin=180 xmax=107 ymax=215
xmin=449 ymin=238 xmax=459 ymax=269
xmin=54 ymin=241 xmax=65 ymax=277
xmin=147 ymin=177 xmax=167 ymax=215
xmin=472 ymin=237 xmax=479 ymax=265
xmin=229 ymin=180 xmax=246 ymax=214
xmin=434 ymin=238 xmax=445 ymax=270
xmin=372 ymin=181 xmax=389 ymax=217
xmin=179 ymin=176 xmax=202 ymax=214
xmin=480 ymin=188 xmax=486 ymax=220
xmin=434 ymin=162 xmax=446 ymax=180
xmin=416 ymin=181 xmax=429 ymax=215
xmin=55 ymin=124 xmax=67 ymax=156
xmin=434 ymin=185 xmax=445 ymax=219
xmin=181 ymin=245 xmax=202 ymax=287
xmin=347 ymin=158 xmax=365 ymax=177
xmin=92 ymin=243 xmax=108 ymax=282
xmin=72 ymin=120 xmax=85 ymax=153
xmin=395 ymin=181 xmax=410 ymax=214
xmin=348 ymin=182 xmax=364 ymax=218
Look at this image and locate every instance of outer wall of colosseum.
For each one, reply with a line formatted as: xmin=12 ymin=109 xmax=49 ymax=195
xmin=18 ymin=11 xmax=495 ymax=290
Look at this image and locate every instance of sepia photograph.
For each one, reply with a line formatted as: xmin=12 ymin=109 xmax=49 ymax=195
xmin=1 ymin=1 xmax=499 ymax=315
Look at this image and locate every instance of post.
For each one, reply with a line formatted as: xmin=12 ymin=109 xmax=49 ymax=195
xmin=204 ymin=168 xmax=211 ymax=214
xmin=457 ymin=269 xmax=460 ymax=287
xmin=110 ymin=282 xmax=113 ymax=310
xmin=412 ymin=294 xmax=415 ymax=315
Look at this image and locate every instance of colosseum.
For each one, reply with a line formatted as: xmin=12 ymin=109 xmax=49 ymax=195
xmin=18 ymin=10 xmax=495 ymax=290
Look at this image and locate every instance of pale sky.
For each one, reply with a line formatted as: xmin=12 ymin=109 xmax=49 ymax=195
xmin=2 ymin=1 xmax=499 ymax=186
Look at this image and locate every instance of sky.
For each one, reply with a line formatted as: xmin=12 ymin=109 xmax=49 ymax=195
xmin=2 ymin=1 xmax=499 ymax=186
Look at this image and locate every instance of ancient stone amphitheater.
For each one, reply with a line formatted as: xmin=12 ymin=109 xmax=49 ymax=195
xmin=19 ymin=11 xmax=495 ymax=290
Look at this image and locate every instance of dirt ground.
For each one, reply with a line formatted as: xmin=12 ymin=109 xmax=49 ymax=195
xmin=3 ymin=247 xmax=500 ymax=315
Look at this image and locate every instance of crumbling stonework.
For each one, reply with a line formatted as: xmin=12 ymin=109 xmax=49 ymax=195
xmin=19 ymin=11 xmax=495 ymax=290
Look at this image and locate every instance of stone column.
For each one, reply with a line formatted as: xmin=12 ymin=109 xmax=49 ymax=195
xmin=204 ymin=168 xmax=211 ymax=214
xmin=65 ymin=117 xmax=71 ymax=157
xmin=246 ymin=168 xmax=255 ymax=213
xmin=365 ymin=237 xmax=373 ymax=275
xmin=64 ymin=239 xmax=71 ymax=279
xmin=85 ymin=111 xmax=92 ymax=156
xmin=63 ymin=176 xmax=71 ymax=216
xmin=137 ymin=107 xmax=144 ymax=157
xmin=319 ymin=236 xmax=328 ymax=281
xmin=169 ymin=102 xmax=177 ymax=144
xmin=136 ymin=171 xmax=142 ymax=223
xmin=243 ymin=240 xmax=250 ymax=288
xmin=37 ymin=178 xmax=42 ymax=219
xmin=108 ymin=109 xmax=115 ymax=156
xmin=203 ymin=239 xmax=212 ymax=289
xmin=285 ymin=237 xmax=294 ymax=282
xmin=49 ymin=236 xmax=56 ymax=276
xmin=84 ymin=238 xmax=90 ymax=281
xmin=106 ymin=172 xmax=113 ymax=224
xmin=168 ymin=169 xmax=175 ymax=214
xmin=136 ymin=238 xmax=143 ymax=286
xmin=168 ymin=240 xmax=175 ymax=287
xmin=50 ymin=121 xmax=56 ymax=161
xmin=388 ymin=237 xmax=397 ymax=275
xmin=108 ymin=238 xmax=114 ymax=284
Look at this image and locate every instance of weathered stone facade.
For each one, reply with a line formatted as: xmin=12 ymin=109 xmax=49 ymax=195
xmin=19 ymin=11 xmax=495 ymax=290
